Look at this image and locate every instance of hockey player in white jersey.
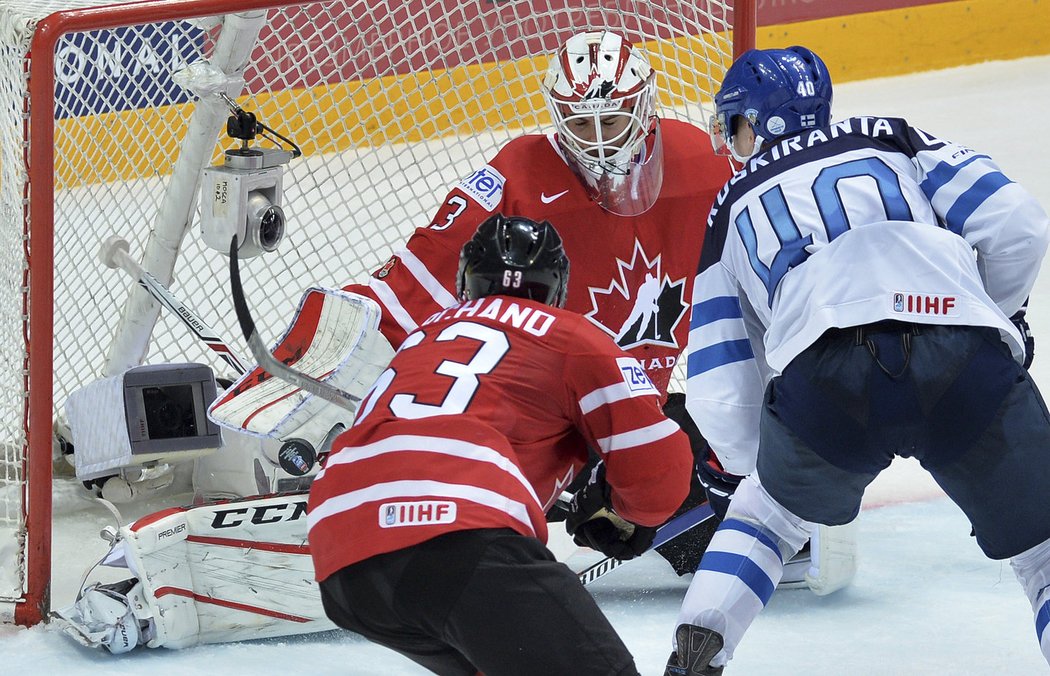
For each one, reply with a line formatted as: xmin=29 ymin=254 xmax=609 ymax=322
xmin=666 ymin=46 xmax=1050 ymax=675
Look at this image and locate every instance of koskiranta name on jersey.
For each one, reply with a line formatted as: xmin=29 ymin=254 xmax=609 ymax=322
xmin=686 ymin=115 xmax=1050 ymax=475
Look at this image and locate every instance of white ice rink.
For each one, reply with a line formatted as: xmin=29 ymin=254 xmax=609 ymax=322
xmin=3 ymin=54 xmax=1050 ymax=674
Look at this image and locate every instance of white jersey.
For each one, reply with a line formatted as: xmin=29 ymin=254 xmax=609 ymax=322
xmin=686 ymin=116 xmax=1050 ymax=475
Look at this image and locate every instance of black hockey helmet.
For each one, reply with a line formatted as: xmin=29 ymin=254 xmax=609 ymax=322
xmin=456 ymin=214 xmax=570 ymax=308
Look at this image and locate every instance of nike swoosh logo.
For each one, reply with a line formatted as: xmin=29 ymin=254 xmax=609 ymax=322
xmin=540 ymin=190 xmax=569 ymax=204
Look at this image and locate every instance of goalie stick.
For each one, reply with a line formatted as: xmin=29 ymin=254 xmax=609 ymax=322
xmin=103 ymin=235 xmax=331 ymax=470
xmin=577 ymin=501 xmax=715 ymax=586
xmin=228 ymin=235 xmax=362 ymax=412
xmin=100 ymin=235 xmax=248 ymax=375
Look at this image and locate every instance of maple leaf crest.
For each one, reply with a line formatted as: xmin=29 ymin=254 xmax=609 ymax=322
xmin=584 ymin=240 xmax=687 ymax=350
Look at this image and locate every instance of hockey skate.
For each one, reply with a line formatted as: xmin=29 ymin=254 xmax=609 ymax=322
xmin=53 ymin=578 xmax=155 ymax=654
xmin=664 ymin=624 xmax=724 ymax=676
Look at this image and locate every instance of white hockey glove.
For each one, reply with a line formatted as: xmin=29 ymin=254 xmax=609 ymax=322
xmin=208 ymin=287 xmax=393 ymax=450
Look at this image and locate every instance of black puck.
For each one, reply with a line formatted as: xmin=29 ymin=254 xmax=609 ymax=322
xmin=278 ymin=439 xmax=316 ymax=476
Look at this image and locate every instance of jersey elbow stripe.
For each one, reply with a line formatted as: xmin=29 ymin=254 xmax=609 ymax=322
xmin=319 ymin=433 xmax=542 ymax=507
xmin=918 ymin=153 xmax=988 ymax=199
xmin=578 ymin=381 xmax=637 ymax=415
xmin=369 ymin=278 xmax=419 ymax=335
xmin=398 ymin=248 xmax=458 ymax=307
xmin=595 ymin=418 xmax=679 ymax=453
xmin=307 ymin=479 xmax=535 ymax=535
xmin=943 ymin=172 xmax=1013 ymax=232
xmin=691 ymin=296 xmax=743 ymax=330
xmin=687 ymin=339 xmax=755 ymax=378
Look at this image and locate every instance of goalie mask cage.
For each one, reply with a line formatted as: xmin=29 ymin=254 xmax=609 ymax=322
xmin=0 ymin=0 xmax=754 ymax=625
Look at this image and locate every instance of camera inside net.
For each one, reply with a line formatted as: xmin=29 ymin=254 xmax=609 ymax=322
xmin=200 ymin=146 xmax=292 ymax=258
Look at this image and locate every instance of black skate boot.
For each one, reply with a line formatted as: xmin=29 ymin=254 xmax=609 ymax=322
xmin=663 ymin=624 xmax=724 ymax=676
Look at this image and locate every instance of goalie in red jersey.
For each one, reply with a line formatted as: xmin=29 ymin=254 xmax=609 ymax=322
xmin=308 ymin=215 xmax=693 ymax=675
xmin=347 ymin=29 xmax=729 ymax=393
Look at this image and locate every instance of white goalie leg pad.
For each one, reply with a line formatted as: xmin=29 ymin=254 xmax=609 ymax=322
xmin=208 ymin=287 xmax=393 ymax=447
xmin=779 ymin=520 xmax=859 ymax=595
xmin=55 ymin=493 xmax=334 ymax=650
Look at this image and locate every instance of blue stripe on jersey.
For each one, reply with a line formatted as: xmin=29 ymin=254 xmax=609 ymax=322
xmin=917 ymin=153 xmax=989 ymax=200
xmin=687 ymin=339 xmax=754 ymax=377
xmin=698 ymin=551 xmax=776 ymax=605
xmin=691 ymin=296 xmax=743 ymax=330
xmin=1036 ymin=598 xmax=1050 ymax=641
xmin=943 ymin=172 xmax=1013 ymax=233
xmin=721 ymin=518 xmax=784 ymax=562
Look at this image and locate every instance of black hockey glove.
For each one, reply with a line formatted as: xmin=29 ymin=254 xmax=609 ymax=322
xmin=1011 ymin=300 xmax=1035 ymax=369
xmin=565 ymin=462 xmax=656 ymax=560
xmin=662 ymin=393 xmax=708 ymax=462
xmin=695 ymin=449 xmax=743 ymax=522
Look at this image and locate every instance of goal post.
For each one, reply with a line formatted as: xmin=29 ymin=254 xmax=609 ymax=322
xmin=3 ymin=0 xmax=756 ymax=625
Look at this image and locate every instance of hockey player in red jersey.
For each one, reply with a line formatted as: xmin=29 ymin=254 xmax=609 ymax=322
xmin=345 ymin=29 xmax=730 ymax=395
xmin=308 ymin=215 xmax=694 ymax=675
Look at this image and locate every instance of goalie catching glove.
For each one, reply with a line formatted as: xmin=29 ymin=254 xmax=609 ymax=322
xmin=565 ymin=462 xmax=656 ymax=560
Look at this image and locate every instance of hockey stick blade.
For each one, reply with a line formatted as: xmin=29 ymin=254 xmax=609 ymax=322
xmin=228 ymin=235 xmax=362 ymax=412
xmin=577 ymin=501 xmax=715 ymax=586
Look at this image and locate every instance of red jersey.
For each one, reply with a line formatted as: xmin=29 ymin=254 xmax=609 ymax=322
xmin=307 ymin=296 xmax=693 ymax=581
xmin=346 ymin=119 xmax=732 ymax=394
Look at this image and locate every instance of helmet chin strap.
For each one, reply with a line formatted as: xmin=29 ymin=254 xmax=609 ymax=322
xmin=728 ymin=126 xmax=765 ymax=164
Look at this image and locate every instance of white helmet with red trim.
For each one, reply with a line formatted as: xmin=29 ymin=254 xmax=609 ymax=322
xmin=542 ymin=30 xmax=663 ymax=216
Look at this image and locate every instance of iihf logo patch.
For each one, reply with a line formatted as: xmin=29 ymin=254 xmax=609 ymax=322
xmin=379 ymin=501 xmax=457 ymax=528
xmin=893 ymin=293 xmax=904 ymax=312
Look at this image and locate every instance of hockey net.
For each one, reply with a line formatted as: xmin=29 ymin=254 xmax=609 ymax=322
xmin=0 ymin=0 xmax=754 ymax=624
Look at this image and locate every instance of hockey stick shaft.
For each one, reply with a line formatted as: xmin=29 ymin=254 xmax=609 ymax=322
xmin=577 ymin=501 xmax=715 ymax=586
xmin=228 ymin=236 xmax=362 ymax=412
xmin=100 ymin=236 xmax=248 ymax=375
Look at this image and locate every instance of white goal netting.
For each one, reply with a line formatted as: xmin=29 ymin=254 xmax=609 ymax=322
xmin=0 ymin=0 xmax=745 ymax=622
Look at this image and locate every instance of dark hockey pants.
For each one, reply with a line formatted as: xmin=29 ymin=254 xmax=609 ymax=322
xmin=759 ymin=323 xmax=1050 ymax=559
xmin=318 ymin=528 xmax=640 ymax=676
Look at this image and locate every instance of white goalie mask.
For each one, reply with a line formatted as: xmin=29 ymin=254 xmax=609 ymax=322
xmin=542 ymin=31 xmax=663 ymax=216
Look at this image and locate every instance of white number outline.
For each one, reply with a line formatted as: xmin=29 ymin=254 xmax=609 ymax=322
xmin=353 ymin=322 xmax=510 ymax=424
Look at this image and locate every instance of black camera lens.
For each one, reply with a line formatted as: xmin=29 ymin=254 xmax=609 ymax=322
xmin=259 ymin=205 xmax=285 ymax=250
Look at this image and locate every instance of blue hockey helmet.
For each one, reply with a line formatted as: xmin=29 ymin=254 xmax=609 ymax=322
xmin=711 ymin=46 xmax=832 ymax=160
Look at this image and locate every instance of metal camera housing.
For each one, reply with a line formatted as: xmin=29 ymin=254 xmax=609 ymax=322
xmin=200 ymin=147 xmax=292 ymax=257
